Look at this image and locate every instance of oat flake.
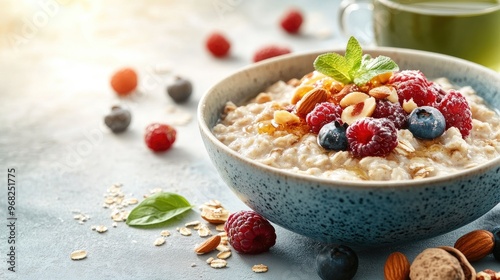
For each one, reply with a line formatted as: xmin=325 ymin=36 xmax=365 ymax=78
xmin=95 ymin=225 xmax=108 ymax=233
xmin=217 ymin=251 xmax=231 ymax=259
xmin=154 ymin=237 xmax=166 ymax=246
xmin=179 ymin=227 xmax=192 ymax=236
xmin=210 ymin=259 xmax=227 ymax=269
xmin=252 ymin=264 xmax=268 ymax=273
xmin=70 ymin=250 xmax=87 ymax=260
xmin=160 ymin=230 xmax=171 ymax=237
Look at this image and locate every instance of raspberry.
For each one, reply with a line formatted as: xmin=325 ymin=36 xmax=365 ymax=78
xmin=253 ymin=45 xmax=291 ymax=62
xmin=306 ymin=102 xmax=343 ymax=133
xmin=280 ymin=8 xmax=303 ymax=34
xmin=205 ymin=32 xmax=230 ymax=58
xmin=144 ymin=123 xmax=176 ymax=152
xmin=224 ymin=210 xmax=276 ymax=254
xmin=346 ymin=118 xmax=398 ymax=158
xmin=388 ymin=70 xmax=436 ymax=107
xmin=110 ymin=68 xmax=138 ymax=96
xmin=435 ymin=89 xmax=472 ymax=138
xmin=371 ymin=100 xmax=408 ymax=129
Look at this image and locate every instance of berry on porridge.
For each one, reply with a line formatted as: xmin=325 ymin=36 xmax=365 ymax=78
xmin=213 ymin=37 xmax=500 ymax=181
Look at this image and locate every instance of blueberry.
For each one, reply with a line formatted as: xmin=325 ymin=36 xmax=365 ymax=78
xmin=104 ymin=106 xmax=131 ymax=133
xmin=317 ymin=121 xmax=348 ymax=151
xmin=167 ymin=76 xmax=192 ymax=103
xmin=407 ymin=106 xmax=446 ymax=139
xmin=491 ymin=227 xmax=500 ymax=261
xmin=316 ymin=244 xmax=358 ymax=280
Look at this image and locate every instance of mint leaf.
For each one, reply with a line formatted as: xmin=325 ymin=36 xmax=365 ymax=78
xmin=344 ymin=36 xmax=363 ymax=71
xmin=126 ymin=192 xmax=193 ymax=227
xmin=313 ymin=36 xmax=399 ymax=86
xmin=353 ymin=55 xmax=399 ymax=86
xmin=313 ymin=53 xmax=352 ymax=84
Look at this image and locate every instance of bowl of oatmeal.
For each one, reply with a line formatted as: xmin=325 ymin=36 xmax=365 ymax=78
xmin=198 ymin=46 xmax=500 ymax=246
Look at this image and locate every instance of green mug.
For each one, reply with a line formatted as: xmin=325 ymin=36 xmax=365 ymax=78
xmin=339 ymin=0 xmax=500 ymax=71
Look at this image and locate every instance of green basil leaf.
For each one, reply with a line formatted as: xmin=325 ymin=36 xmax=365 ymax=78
xmin=353 ymin=55 xmax=399 ymax=86
xmin=126 ymin=192 xmax=193 ymax=227
xmin=313 ymin=53 xmax=352 ymax=84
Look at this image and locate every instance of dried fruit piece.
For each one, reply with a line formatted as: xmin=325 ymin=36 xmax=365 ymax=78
xmin=110 ymin=67 xmax=138 ymax=96
xmin=384 ymin=252 xmax=410 ymax=280
xmin=104 ymin=106 xmax=132 ymax=133
xmin=454 ymin=229 xmax=494 ymax=262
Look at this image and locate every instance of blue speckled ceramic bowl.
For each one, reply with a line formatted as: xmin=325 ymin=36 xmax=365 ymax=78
xmin=198 ymin=48 xmax=500 ymax=246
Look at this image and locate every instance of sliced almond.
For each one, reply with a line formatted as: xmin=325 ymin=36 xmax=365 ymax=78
xmin=339 ymin=91 xmax=370 ymax=107
xmin=368 ymin=85 xmax=396 ymax=100
xmin=273 ymin=110 xmax=300 ymax=125
xmin=341 ymin=97 xmax=376 ymax=125
xmin=201 ymin=206 xmax=230 ymax=224
xmin=194 ymin=235 xmax=221 ymax=254
xmin=294 ymin=88 xmax=328 ymax=117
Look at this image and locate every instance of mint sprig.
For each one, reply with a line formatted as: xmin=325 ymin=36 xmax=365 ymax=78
xmin=313 ymin=37 xmax=399 ymax=86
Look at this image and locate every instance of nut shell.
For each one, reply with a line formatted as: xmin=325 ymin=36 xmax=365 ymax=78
xmin=410 ymin=247 xmax=474 ymax=280
xmin=454 ymin=229 xmax=494 ymax=262
xmin=439 ymin=246 xmax=476 ymax=280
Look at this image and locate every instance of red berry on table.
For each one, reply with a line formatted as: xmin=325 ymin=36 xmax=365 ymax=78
xmin=346 ymin=117 xmax=398 ymax=158
xmin=144 ymin=123 xmax=176 ymax=152
xmin=371 ymin=99 xmax=408 ymax=129
xmin=388 ymin=70 xmax=437 ymax=107
xmin=435 ymin=89 xmax=472 ymax=138
xmin=205 ymin=32 xmax=231 ymax=58
xmin=280 ymin=8 xmax=303 ymax=34
xmin=253 ymin=45 xmax=291 ymax=62
xmin=306 ymin=102 xmax=343 ymax=133
xmin=110 ymin=67 xmax=138 ymax=96
xmin=224 ymin=210 xmax=276 ymax=254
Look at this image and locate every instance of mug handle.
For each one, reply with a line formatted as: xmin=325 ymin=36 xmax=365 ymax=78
xmin=338 ymin=0 xmax=374 ymax=45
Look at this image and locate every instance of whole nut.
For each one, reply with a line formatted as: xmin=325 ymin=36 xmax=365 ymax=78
xmin=410 ymin=246 xmax=476 ymax=280
xmin=440 ymin=246 xmax=476 ymax=280
xmin=454 ymin=229 xmax=495 ymax=262
xmin=384 ymin=252 xmax=410 ymax=280
xmin=294 ymin=87 xmax=328 ymax=117
xmin=194 ymin=235 xmax=221 ymax=254
xmin=340 ymin=96 xmax=376 ymax=125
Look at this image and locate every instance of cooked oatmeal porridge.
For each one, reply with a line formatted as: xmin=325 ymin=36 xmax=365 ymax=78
xmin=213 ymin=71 xmax=500 ymax=181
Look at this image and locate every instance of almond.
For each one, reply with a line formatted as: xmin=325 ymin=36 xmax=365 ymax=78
xmin=294 ymin=87 xmax=328 ymax=117
xmin=369 ymin=85 xmax=398 ymax=103
xmin=454 ymin=229 xmax=494 ymax=262
xmin=194 ymin=235 xmax=221 ymax=254
xmin=384 ymin=252 xmax=410 ymax=280
xmin=291 ymin=85 xmax=315 ymax=104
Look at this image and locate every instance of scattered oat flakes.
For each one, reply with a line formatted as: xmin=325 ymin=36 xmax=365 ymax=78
xmin=190 ymin=263 xmax=196 ymax=267
xmin=154 ymin=237 xmax=166 ymax=246
xmin=252 ymin=264 xmax=268 ymax=273
xmin=206 ymin=257 xmax=214 ymax=264
xmin=179 ymin=227 xmax=192 ymax=236
xmin=216 ymin=245 xmax=230 ymax=252
xmin=95 ymin=225 xmax=108 ymax=233
xmin=70 ymin=250 xmax=87 ymax=260
xmin=210 ymin=259 xmax=227 ymax=269
xmin=217 ymin=251 xmax=231 ymax=259
xmin=185 ymin=220 xmax=200 ymax=227
xmin=160 ymin=230 xmax=171 ymax=237
xmin=112 ymin=222 xmax=118 ymax=228
xmin=215 ymin=224 xmax=226 ymax=232
xmin=197 ymin=225 xmax=212 ymax=237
